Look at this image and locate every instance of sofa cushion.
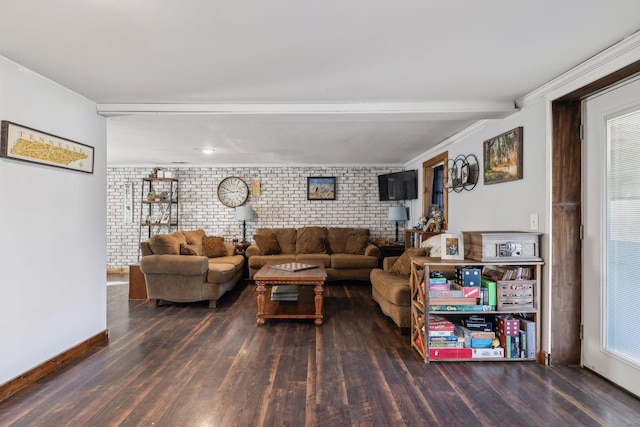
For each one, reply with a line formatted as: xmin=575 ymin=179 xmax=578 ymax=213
xmin=202 ymin=236 xmax=228 ymax=258
xmin=205 ymin=263 xmax=233 ymax=283
xmin=253 ymin=234 xmax=282 ymax=255
xmin=389 ymin=248 xmax=426 ymax=277
xmin=296 ymin=226 xmax=327 ymax=254
xmin=248 ymin=254 xmax=296 ymax=271
xmin=256 ymin=228 xmax=297 ymax=254
xmin=207 ymin=255 xmax=244 ymax=282
xmin=180 ymin=243 xmax=199 ymax=256
xmin=181 ymin=229 xmax=206 ymax=255
xmin=344 ymin=234 xmax=370 ymax=255
xmin=148 ymin=233 xmax=182 ymax=255
xmin=331 ymin=254 xmax=379 ymax=269
xmin=295 ymin=254 xmax=331 ymax=267
xmin=326 ymin=228 xmax=369 ymax=254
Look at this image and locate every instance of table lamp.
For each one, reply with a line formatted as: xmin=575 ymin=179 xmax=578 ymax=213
xmin=388 ymin=206 xmax=408 ymax=245
xmin=235 ymin=205 xmax=255 ymax=243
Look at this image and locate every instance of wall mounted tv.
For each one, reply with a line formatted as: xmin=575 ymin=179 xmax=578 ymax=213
xmin=378 ymin=170 xmax=418 ymax=201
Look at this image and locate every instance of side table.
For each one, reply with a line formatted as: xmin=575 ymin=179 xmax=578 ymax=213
xmin=233 ymin=241 xmax=251 ymax=255
xmin=234 ymin=241 xmax=252 ymax=278
xmin=128 ymin=263 xmax=148 ymax=299
xmin=378 ymin=244 xmax=406 ymax=267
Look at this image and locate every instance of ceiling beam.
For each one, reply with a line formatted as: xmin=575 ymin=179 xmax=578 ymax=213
xmin=96 ymin=102 xmax=517 ymax=121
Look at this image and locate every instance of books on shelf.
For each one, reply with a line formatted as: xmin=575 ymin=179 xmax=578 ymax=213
xmin=429 ymin=348 xmax=473 ymax=359
xmin=408 ymin=229 xmax=424 ymax=248
xmin=428 ymin=315 xmax=455 ymax=336
xmin=428 ymin=305 xmax=496 ymax=312
xmin=428 ymin=290 xmax=464 ymax=298
xmin=518 ymin=317 xmax=537 ymax=358
xmin=429 ymin=297 xmax=478 ymax=306
xmin=482 ymin=265 xmax=533 ymax=281
xmin=410 ymin=256 xmax=540 ymax=363
xmin=271 ymin=285 xmax=299 ymax=301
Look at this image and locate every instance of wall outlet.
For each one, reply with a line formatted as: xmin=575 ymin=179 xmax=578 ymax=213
xmin=529 ymin=214 xmax=539 ymax=231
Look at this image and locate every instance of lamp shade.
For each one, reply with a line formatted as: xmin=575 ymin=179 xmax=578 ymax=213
xmin=235 ymin=205 xmax=255 ymax=221
xmin=388 ymin=206 xmax=408 ymax=222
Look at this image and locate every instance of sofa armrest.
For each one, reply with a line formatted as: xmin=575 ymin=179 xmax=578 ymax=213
xmin=140 ymin=254 xmax=208 ymax=276
xmin=245 ymin=244 xmax=262 ymax=258
xmin=383 ymin=256 xmax=400 ymax=272
xmin=364 ymin=244 xmax=382 ymax=259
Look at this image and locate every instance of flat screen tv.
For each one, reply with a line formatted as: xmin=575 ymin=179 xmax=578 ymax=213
xmin=378 ymin=170 xmax=418 ymax=201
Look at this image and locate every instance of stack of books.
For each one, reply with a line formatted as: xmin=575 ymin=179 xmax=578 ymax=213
xmin=271 ymin=285 xmax=299 ymax=301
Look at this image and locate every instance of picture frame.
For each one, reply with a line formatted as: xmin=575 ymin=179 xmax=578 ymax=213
xmin=483 ymin=127 xmax=523 ymax=185
xmin=441 ymin=233 xmax=464 ymax=260
xmin=124 ymin=182 xmax=133 ymax=223
xmin=159 ymin=211 xmax=170 ymax=224
xmin=307 ymin=177 xmax=336 ymax=200
xmin=251 ymin=179 xmax=261 ymax=197
xmin=427 ymin=204 xmax=440 ymax=218
xmin=0 ymin=121 xmax=95 ymax=173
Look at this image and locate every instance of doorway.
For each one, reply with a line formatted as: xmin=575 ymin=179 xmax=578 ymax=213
xmin=582 ymin=76 xmax=640 ymax=396
xmin=550 ymin=61 xmax=640 ymax=367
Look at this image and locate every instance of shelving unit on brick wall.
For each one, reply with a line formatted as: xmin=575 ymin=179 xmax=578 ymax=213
xmin=409 ymin=256 xmax=543 ymax=363
xmin=137 ymin=177 xmax=179 ymax=259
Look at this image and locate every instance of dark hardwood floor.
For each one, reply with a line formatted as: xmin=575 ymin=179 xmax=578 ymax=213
xmin=1 ymin=280 xmax=640 ymax=426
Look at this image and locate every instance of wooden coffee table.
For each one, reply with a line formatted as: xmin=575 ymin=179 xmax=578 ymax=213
xmin=254 ymin=260 xmax=328 ymax=326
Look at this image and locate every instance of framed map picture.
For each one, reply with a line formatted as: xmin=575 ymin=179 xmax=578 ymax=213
xmin=0 ymin=121 xmax=94 ymax=173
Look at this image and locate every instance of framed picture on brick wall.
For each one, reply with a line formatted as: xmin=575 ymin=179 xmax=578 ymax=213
xmin=307 ymin=177 xmax=336 ymax=200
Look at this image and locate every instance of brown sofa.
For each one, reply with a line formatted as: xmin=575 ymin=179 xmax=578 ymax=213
xmin=245 ymin=226 xmax=381 ymax=281
xmin=370 ymin=248 xmax=427 ymax=328
xmin=139 ymin=229 xmax=245 ymax=308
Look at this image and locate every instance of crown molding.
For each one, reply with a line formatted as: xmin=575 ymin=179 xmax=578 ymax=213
xmin=517 ymin=30 xmax=640 ymax=107
xmin=404 ymin=120 xmax=490 ymax=166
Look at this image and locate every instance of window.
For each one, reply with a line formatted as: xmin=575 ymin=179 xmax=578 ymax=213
xmin=422 ymin=152 xmax=448 ymax=228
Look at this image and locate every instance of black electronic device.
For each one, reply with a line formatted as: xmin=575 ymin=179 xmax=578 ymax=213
xmin=377 ymin=170 xmax=418 ymax=201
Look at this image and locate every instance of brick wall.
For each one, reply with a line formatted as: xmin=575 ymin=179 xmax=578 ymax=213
xmin=107 ymin=166 xmax=405 ymax=269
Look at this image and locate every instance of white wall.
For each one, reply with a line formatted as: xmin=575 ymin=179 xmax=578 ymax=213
xmin=405 ymin=98 xmax=548 ymax=234
xmin=0 ymin=57 xmax=106 ymax=385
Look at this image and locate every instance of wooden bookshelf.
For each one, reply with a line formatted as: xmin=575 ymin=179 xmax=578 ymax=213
xmin=405 ymin=229 xmax=440 ymax=249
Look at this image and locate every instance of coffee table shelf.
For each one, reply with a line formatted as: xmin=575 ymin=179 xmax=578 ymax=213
xmin=254 ymin=261 xmax=327 ymax=325
xmin=262 ymin=285 xmax=317 ymax=319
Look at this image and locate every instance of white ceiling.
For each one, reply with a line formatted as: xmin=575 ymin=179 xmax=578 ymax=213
xmin=1 ymin=1 xmax=639 ymax=166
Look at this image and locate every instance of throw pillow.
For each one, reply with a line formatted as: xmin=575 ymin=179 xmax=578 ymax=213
xmin=344 ymin=234 xmax=369 ymax=255
xmin=295 ymin=227 xmax=327 ymax=254
xmin=148 ymin=234 xmax=181 ymax=255
xmin=202 ymin=236 xmax=227 ymax=258
xmin=180 ymin=243 xmax=199 ymax=256
xmin=181 ymin=229 xmax=206 ymax=255
xmin=389 ymin=248 xmax=426 ymax=277
xmin=420 ymin=234 xmax=442 ymax=257
xmin=253 ymin=234 xmax=282 ymax=255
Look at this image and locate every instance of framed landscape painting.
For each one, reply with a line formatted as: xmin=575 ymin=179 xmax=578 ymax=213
xmin=307 ymin=177 xmax=336 ymax=200
xmin=483 ymin=127 xmax=523 ymax=185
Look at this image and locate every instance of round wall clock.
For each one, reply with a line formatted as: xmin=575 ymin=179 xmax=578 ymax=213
xmin=217 ymin=176 xmax=249 ymax=207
